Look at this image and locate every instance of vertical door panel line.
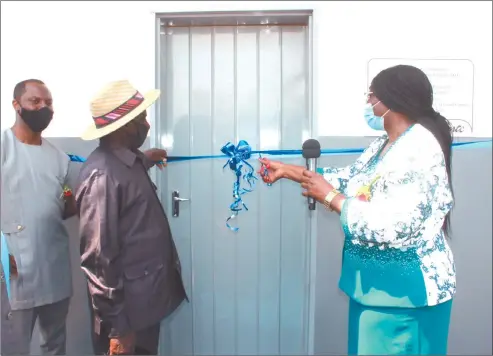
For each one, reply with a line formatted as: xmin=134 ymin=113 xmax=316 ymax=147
xmin=302 ymin=25 xmax=309 ymax=354
xmin=305 ymin=18 xmax=316 ymax=354
xmin=151 ymin=18 xmax=160 ymax=187
xmin=255 ymin=26 xmax=261 ymax=356
xmin=210 ymin=25 xmax=217 ymax=356
xmin=277 ymin=26 xmax=284 ymax=356
xmin=188 ymin=26 xmax=196 ymax=356
xmin=233 ymin=25 xmax=239 ymax=356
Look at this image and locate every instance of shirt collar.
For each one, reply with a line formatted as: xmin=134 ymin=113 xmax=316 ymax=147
xmin=100 ymin=143 xmax=145 ymax=168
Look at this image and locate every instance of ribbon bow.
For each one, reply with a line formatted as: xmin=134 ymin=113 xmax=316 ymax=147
xmin=221 ymin=140 xmax=258 ymax=231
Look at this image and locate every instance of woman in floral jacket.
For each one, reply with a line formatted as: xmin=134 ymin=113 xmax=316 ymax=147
xmin=259 ymin=65 xmax=455 ymax=355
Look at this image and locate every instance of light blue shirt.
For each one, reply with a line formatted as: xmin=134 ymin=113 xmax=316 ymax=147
xmin=1 ymin=129 xmax=73 ymax=310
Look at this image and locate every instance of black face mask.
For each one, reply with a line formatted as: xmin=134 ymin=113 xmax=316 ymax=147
xmin=19 ymin=107 xmax=53 ymax=133
xmin=128 ymin=121 xmax=149 ymax=149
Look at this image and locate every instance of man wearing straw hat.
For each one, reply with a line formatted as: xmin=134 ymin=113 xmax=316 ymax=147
xmin=76 ymin=80 xmax=187 ymax=355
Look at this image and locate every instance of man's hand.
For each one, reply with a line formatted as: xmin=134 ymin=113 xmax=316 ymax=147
xmin=109 ymin=332 xmax=136 ymax=355
xmin=63 ymin=196 xmax=77 ymax=220
xmin=61 ymin=185 xmax=77 ymax=220
xmin=144 ymin=148 xmax=168 ymax=170
xmin=9 ymin=254 xmax=18 ymax=279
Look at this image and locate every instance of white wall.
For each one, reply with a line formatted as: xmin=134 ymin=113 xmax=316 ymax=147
xmin=1 ymin=1 xmax=491 ymax=138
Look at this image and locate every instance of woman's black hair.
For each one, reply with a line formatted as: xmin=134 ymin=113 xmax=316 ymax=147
xmin=371 ymin=64 xmax=453 ymax=236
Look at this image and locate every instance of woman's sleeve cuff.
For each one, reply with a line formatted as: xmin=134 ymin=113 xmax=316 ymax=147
xmin=340 ymin=197 xmax=352 ymax=238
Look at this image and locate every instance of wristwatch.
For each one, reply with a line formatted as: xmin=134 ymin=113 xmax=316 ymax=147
xmin=323 ymin=188 xmax=340 ymax=211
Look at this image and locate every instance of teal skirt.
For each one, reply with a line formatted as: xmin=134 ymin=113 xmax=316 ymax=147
xmin=348 ymin=299 xmax=453 ymax=355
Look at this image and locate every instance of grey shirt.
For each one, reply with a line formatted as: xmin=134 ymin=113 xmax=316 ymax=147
xmin=76 ymin=144 xmax=186 ymax=338
xmin=0 ymin=129 xmax=73 ymax=310
xmin=1 ymin=263 xmax=20 ymax=355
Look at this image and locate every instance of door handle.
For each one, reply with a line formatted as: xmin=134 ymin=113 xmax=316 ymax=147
xmin=174 ymin=197 xmax=189 ymax=202
xmin=172 ymin=191 xmax=190 ymax=217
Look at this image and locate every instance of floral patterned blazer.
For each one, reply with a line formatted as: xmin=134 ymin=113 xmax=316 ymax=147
xmin=319 ymin=124 xmax=455 ymax=308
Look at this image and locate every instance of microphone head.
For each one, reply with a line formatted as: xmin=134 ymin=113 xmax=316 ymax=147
xmin=302 ymin=139 xmax=321 ymax=159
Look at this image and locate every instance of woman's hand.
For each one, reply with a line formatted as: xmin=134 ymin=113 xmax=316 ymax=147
xmin=258 ymin=158 xmax=284 ymax=184
xmin=300 ymin=170 xmax=333 ymax=203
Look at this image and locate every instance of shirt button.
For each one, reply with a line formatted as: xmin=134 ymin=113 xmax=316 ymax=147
xmin=17 ymin=225 xmax=23 ymax=231
xmin=6 ymin=312 xmax=12 ymax=321
xmin=144 ymin=270 xmax=149 ymax=276
xmin=0 ymin=273 xmax=5 ymax=283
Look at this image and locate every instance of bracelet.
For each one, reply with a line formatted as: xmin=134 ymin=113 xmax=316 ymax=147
xmin=323 ymin=188 xmax=340 ymax=212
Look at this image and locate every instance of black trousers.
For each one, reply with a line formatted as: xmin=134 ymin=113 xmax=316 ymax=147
xmin=87 ymin=289 xmax=160 ymax=355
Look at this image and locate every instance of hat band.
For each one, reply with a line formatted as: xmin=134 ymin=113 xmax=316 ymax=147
xmin=93 ymin=91 xmax=145 ymax=128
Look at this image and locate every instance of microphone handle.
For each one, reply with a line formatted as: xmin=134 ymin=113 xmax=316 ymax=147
xmin=306 ymin=158 xmax=317 ymax=211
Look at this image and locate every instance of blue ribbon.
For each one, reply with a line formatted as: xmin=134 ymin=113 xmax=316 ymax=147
xmin=67 ymin=154 xmax=86 ymax=163
xmin=1 ymin=232 xmax=11 ymax=300
xmin=67 ymin=139 xmax=491 ymax=231
xmin=67 ymin=140 xmax=492 ymax=164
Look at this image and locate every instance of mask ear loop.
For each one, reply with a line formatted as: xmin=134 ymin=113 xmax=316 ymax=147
xmin=372 ymin=100 xmax=391 ymax=118
xmin=371 ymin=100 xmax=381 ymax=109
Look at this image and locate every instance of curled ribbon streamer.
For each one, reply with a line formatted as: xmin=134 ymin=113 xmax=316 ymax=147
xmin=220 ymin=140 xmax=258 ymax=232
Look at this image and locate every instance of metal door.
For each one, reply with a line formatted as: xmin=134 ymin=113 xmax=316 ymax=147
xmin=154 ymin=20 xmax=314 ymax=356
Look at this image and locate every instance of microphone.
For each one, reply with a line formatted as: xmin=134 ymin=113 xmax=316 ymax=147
xmin=302 ymin=139 xmax=321 ymax=211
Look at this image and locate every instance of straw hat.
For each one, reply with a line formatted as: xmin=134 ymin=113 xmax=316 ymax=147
xmin=81 ymin=80 xmax=160 ymax=140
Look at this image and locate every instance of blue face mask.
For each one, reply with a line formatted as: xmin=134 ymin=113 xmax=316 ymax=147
xmin=364 ymin=101 xmax=389 ymax=131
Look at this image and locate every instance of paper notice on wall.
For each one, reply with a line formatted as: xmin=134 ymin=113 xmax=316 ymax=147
xmin=367 ymin=59 xmax=475 ymax=137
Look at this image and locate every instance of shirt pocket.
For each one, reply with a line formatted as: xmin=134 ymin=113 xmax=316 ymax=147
xmin=0 ymin=222 xmax=25 ymax=234
xmin=123 ymin=259 xmax=166 ymax=287
xmin=1 ymin=196 xmax=26 ymax=235
xmin=123 ymin=259 xmax=168 ymax=305
xmin=122 ymin=259 xmax=169 ymax=328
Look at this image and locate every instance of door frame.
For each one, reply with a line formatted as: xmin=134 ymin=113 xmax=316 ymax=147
xmin=151 ymin=10 xmax=318 ymax=355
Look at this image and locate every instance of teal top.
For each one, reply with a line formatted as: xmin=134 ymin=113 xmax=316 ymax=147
xmin=318 ymin=124 xmax=455 ymax=308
